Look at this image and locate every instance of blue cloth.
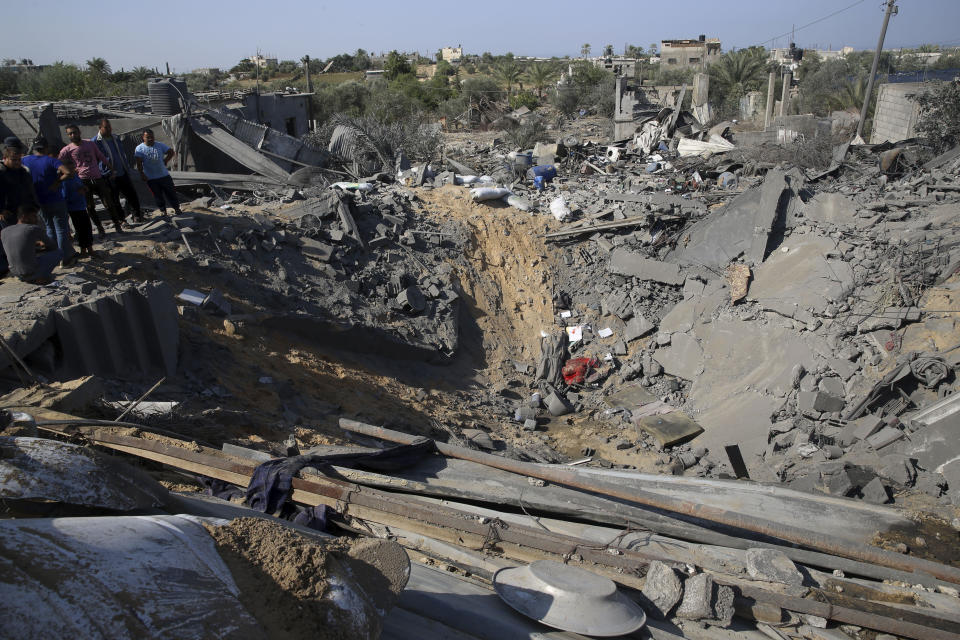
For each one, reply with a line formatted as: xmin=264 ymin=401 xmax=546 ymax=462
xmin=91 ymin=133 xmax=129 ymax=177
xmin=38 ymin=200 xmax=75 ymax=259
xmin=21 ymin=154 xmax=64 ymax=204
xmin=245 ymin=438 xmax=436 ymax=514
xmin=61 ymin=175 xmax=87 ymax=211
xmin=32 ymin=247 xmax=63 ymax=280
xmin=134 ymin=142 xmax=171 ymax=180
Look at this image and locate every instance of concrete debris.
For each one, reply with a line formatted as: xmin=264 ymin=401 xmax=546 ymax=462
xmin=745 ymin=548 xmax=805 ymax=586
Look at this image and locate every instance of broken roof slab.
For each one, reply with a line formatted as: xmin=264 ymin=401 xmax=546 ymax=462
xmin=747 ymin=233 xmax=855 ymax=316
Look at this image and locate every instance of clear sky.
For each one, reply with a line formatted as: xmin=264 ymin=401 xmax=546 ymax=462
xmin=4 ymin=0 xmax=958 ymax=72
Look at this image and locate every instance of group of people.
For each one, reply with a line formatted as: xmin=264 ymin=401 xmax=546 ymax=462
xmin=0 ymin=119 xmax=181 ymax=284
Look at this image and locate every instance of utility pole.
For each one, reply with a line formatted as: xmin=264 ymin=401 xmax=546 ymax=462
xmin=302 ymin=55 xmax=313 ymax=132
xmin=856 ymin=0 xmax=898 ymax=141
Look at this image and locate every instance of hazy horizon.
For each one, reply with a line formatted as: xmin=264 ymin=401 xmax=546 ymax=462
xmin=4 ymin=0 xmax=958 ymax=73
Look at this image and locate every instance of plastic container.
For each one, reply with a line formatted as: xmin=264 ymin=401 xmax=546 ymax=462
xmin=509 ymin=151 xmax=533 ymax=171
xmin=526 ymin=164 xmax=557 ymax=183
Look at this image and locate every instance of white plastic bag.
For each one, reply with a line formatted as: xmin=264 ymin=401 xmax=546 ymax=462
xmin=470 ymin=187 xmax=512 ymax=202
xmin=550 ymin=196 xmax=572 ymax=222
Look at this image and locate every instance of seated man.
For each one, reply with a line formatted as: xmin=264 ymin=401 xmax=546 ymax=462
xmin=0 ymin=206 xmax=63 ymax=284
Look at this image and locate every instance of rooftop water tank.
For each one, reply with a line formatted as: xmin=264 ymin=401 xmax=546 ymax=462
xmin=148 ymin=78 xmax=188 ymax=116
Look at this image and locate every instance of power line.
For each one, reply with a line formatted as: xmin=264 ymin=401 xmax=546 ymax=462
xmin=763 ymin=0 xmax=870 ymax=47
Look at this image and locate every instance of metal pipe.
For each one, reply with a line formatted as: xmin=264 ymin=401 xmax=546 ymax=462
xmin=115 ymin=376 xmax=166 ymax=422
xmin=47 ymin=421 xmax=959 ymax=640
xmin=339 ymin=419 xmax=960 ymax=585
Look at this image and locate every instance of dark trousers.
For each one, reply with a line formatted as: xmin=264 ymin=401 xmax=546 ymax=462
xmin=82 ymin=177 xmax=124 ymax=231
xmin=68 ymin=208 xmax=94 ymax=249
xmin=110 ymin=173 xmax=142 ymax=219
xmin=146 ymin=175 xmax=181 ymax=213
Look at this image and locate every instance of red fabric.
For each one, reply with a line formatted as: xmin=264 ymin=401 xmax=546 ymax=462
xmin=562 ymin=357 xmax=600 ymax=385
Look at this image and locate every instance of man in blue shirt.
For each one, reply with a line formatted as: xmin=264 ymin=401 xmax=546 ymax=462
xmin=134 ymin=129 xmax=181 ymax=216
xmin=21 ymin=138 xmax=77 ymax=266
xmin=91 ymin=118 xmax=143 ymax=222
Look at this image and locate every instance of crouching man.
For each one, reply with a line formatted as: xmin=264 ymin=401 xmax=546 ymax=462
xmin=0 ymin=206 xmax=63 ymax=284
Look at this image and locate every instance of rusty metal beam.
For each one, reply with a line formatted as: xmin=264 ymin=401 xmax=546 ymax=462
xmin=37 ymin=422 xmax=960 ymax=640
xmin=338 ymin=419 xmax=960 ymax=586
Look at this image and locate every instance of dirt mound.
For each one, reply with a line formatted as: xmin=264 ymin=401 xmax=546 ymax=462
xmin=206 ymin=518 xmax=407 ymax=640
xmin=418 ymin=185 xmax=556 ymax=373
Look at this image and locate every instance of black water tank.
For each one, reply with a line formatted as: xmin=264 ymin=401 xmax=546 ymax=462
xmin=148 ymin=78 xmax=188 ymax=115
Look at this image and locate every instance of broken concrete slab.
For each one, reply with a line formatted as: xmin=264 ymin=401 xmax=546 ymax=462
xmin=606 ymin=384 xmax=658 ymax=408
xmin=653 ymin=332 xmax=703 ymax=381
xmin=609 ymin=249 xmax=685 ymax=285
xmin=746 ymin=168 xmax=789 ymax=266
xmin=860 ymin=477 xmax=891 ymax=504
xmin=802 ymin=192 xmax=860 ymax=227
xmin=745 ymin=548 xmax=804 ymax=586
xmin=747 ymin=234 xmax=855 ymax=316
xmin=634 ymin=411 xmax=704 ymax=447
xmin=798 ymin=391 xmax=845 ymax=414
xmin=640 ymin=560 xmax=683 ymax=619
xmin=675 ymin=573 xmax=714 ymax=620
xmin=299 ymin=237 xmax=335 ymax=262
xmin=624 ymin=315 xmax=655 ymax=342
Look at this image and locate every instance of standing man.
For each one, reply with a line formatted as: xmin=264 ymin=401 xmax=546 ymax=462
xmin=0 ymin=144 xmax=38 ymax=275
xmin=58 ymin=123 xmax=124 ymax=235
xmin=0 ymin=144 xmax=38 ymax=221
xmin=91 ymin=118 xmax=143 ymax=222
xmin=135 ymin=129 xmax=181 ymax=216
xmin=22 ymin=138 xmax=77 ymax=266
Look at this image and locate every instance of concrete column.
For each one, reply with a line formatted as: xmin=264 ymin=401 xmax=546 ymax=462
xmin=779 ymin=72 xmax=792 ymax=117
xmin=764 ymin=72 xmax=776 ymax=130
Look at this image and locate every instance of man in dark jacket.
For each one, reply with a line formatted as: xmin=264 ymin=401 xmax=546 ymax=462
xmin=0 ymin=144 xmax=39 ymax=274
xmin=91 ymin=118 xmax=143 ymax=222
xmin=0 ymin=144 xmax=38 ymax=221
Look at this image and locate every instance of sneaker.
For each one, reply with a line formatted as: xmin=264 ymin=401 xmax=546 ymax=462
xmin=25 ymin=275 xmax=53 ymax=285
xmin=62 ymin=254 xmax=79 ymax=268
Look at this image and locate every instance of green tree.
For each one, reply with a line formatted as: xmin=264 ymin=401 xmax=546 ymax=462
xmin=913 ymin=81 xmax=960 ymax=153
xmin=581 ymin=43 xmax=592 ymax=58
xmin=130 ymin=66 xmax=153 ymax=80
xmin=20 ymin=62 xmax=89 ymax=100
xmin=86 ymin=57 xmax=111 ymax=76
xmin=384 ymin=51 xmax=412 ymax=80
xmin=525 ymin=62 xmax=559 ymax=98
xmin=603 ymin=44 xmax=614 ymax=57
xmin=0 ymin=67 xmax=18 ymax=95
xmin=435 ymin=60 xmax=456 ymax=77
xmin=352 ymin=49 xmax=371 ymax=71
xmin=708 ymin=47 xmax=770 ymax=116
xmin=492 ymin=60 xmax=522 ymax=95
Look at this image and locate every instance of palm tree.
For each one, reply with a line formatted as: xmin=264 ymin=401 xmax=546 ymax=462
xmin=603 ymin=44 xmax=614 ymax=57
xmin=525 ymin=62 xmax=559 ymax=98
xmin=709 ymin=48 xmax=768 ymax=98
xmin=130 ymin=66 xmax=153 ymax=81
xmin=493 ymin=60 xmax=522 ymax=95
xmin=829 ymin=75 xmax=871 ymax=112
xmin=86 ymin=57 xmax=111 ymax=75
xmin=581 ymin=44 xmax=592 ymax=58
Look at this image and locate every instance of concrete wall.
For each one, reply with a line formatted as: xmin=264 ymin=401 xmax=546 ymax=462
xmin=241 ymin=93 xmax=311 ymax=138
xmin=871 ymin=82 xmax=927 ymax=144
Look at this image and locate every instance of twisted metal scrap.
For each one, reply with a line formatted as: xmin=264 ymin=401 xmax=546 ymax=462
xmin=910 ymin=356 xmax=950 ymax=388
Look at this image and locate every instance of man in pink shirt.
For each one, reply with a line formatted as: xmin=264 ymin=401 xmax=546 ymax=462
xmin=58 ymin=123 xmax=124 ymax=235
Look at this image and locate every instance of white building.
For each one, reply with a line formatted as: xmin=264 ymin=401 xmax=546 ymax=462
xmin=440 ymin=46 xmax=463 ymax=63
